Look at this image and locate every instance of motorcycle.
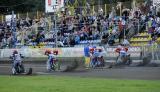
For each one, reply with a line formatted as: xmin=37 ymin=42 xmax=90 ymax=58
xmin=116 ymin=54 xmax=132 ymax=65
xmin=10 ymin=56 xmax=32 ymax=75
xmin=108 ymin=54 xmax=132 ymax=68
xmin=47 ymin=58 xmax=59 ymax=71
xmin=90 ymin=56 xmax=105 ymax=68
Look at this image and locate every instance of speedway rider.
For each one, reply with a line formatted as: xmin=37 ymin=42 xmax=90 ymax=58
xmin=115 ymin=45 xmax=128 ymax=57
xmin=45 ymin=50 xmax=57 ymax=71
xmin=90 ymin=46 xmax=100 ymax=67
xmin=115 ymin=45 xmax=129 ymax=60
xmin=97 ymin=49 xmax=105 ymax=67
xmin=10 ymin=50 xmax=24 ymax=74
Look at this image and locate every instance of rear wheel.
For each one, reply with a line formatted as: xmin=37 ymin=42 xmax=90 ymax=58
xmin=125 ymin=55 xmax=132 ymax=65
xmin=54 ymin=61 xmax=59 ymax=71
xmin=126 ymin=58 xmax=132 ymax=65
xmin=19 ymin=64 xmax=25 ymax=73
xmin=12 ymin=68 xmax=16 ymax=75
xmin=15 ymin=64 xmax=20 ymax=73
xmin=26 ymin=68 xmax=32 ymax=75
xmin=116 ymin=56 xmax=123 ymax=65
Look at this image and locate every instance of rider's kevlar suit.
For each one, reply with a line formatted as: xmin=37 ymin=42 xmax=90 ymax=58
xmin=90 ymin=49 xmax=100 ymax=67
xmin=116 ymin=47 xmax=128 ymax=58
xmin=46 ymin=53 xmax=55 ymax=71
xmin=119 ymin=48 xmax=128 ymax=58
xmin=115 ymin=46 xmax=129 ymax=64
xmin=10 ymin=53 xmax=23 ymax=73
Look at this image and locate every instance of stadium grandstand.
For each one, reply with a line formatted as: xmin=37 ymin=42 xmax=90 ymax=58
xmin=0 ymin=0 xmax=160 ymax=49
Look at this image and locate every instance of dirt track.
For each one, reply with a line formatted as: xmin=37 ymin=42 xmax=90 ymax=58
xmin=0 ymin=63 xmax=160 ymax=80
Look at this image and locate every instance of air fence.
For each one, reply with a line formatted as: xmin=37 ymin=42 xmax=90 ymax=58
xmin=0 ymin=45 xmax=159 ymax=62
xmin=104 ymin=45 xmax=160 ymax=63
xmin=0 ymin=45 xmax=159 ymax=71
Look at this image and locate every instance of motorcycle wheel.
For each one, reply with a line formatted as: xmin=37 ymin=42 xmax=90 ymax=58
xmin=26 ymin=68 xmax=32 ymax=75
xmin=12 ymin=68 xmax=17 ymax=75
xmin=126 ymin=59 xmax=132 ymax=65
xmin=19 ymin=64 xmax=25 ymax=73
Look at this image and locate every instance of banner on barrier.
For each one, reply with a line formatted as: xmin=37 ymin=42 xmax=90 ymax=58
xmin=0 ymin=48 xmax=85 ymax=58
xmin=0 ymin=47 xmax=142 ymax=59
xmin=104 ymin=47 xmax=142 ymax=57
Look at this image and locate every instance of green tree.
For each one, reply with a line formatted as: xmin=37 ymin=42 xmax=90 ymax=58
xmin=0 ymin=0 xmax=144 ymax=14
xmin=0 ymin=0 xmax=45 ymax=14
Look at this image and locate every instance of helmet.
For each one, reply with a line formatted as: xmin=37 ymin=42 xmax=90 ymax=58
xmin=118 ymin=45 xmax=122 ymax=48
xmin=99 ymin=49 xmax=102 ymax=52
xmin=45 ymin=49 xmax=51 ymax=55
xmin=50 ymin=51 xmax=53 ymax=54
xmin=13 ymin=50 xmax=18 ymax=54
xmin=90 ymin=48 xmax=94 ymax=53
xmin=93 ymin=46 xmax=96 ymax=48
xmin=53 ymin=50 xmax=58 ymax=55
xmin=121 ymin=48 xmax=125 ymax=51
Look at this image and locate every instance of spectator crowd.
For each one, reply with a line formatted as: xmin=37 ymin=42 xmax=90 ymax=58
xmin=0 ymin=3 xmax=160 ymax=49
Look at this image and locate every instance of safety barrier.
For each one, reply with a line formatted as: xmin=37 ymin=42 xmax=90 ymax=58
xmin=0 ymin=48 xmax=84 ymax=59
xmin=0 ymin=47 xmax=87 ymax=71
xmin=0 ymin=46 xmax=143 ymax=62
xmin=104 ymin=46 xmax=142 ymax=60
xmin=4 ymin=45 xmax=160 ymax=65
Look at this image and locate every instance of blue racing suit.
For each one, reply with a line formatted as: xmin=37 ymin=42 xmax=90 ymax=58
xmin=90 ymin=50 xmax=100 ymax=67
xmin=46 ymin=53 xmax=55 ymax=71
xmin=119 ymin=48 xmax=127 ymax=58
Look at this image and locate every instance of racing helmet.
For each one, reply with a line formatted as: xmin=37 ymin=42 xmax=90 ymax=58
xmin=53 ymin=50 xmax=58 ymax=55
xmin=45 ymin=49 xmax=51 ymax=55
xmin=50 ymin=51 xmax=53 ymax=54
xmin=98 ymin=48 xmax=102 ymax=52
xmin=90 ymin=48 xmax=94 ymax=53
xmin=13 ymin=50 xmax=18 ymax=54
xmin=117 ymin=45 xmax=122 ymax=48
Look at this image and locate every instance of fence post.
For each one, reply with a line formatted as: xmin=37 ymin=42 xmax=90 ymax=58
xmin=140 ymin=46 xmax=142 ymax=59
xmin=27 ymin=12 xmax=29 ymax=18
xmin=151 ymin=44 xmax=154 ymax=61
xmin=1 ymin=15 xmax=3 ymax=23
xmin=37 ymin=11 xmax=39 ymax=19
xmin=145 ymin=21 xmax=148 ymax=32
xmin=92 ymin=5 xmax=95 ymax=15
xmin=17 ymin=13 xmax=20 ymax=19
xmin=105 ymin=4 xmax=107 ymax=16
xmin=138 ymin=19 xmax=140 ymax=34
xmin=118 ymin=2 xmax=122 ymax=17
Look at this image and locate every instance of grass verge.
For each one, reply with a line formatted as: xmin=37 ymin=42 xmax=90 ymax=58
xmin=0 ymin=75 xmax=160 ymax=92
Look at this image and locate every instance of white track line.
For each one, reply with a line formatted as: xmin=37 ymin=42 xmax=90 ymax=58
xmin=36 ymin=72 xmax=53 ymax=75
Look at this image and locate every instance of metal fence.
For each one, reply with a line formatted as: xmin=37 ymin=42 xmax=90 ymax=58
xmin=142 ymin=45 xmax=160 ymax=61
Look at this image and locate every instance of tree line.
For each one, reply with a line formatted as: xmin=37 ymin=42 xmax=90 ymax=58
xmin=0 ymin=0 xmax=137 ymax=14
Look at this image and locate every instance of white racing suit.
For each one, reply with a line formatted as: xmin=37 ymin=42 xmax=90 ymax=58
xmin=116 ymin=48 xmax=129 ymax=64
xmin=11 ymin=54 xmax=22 ymax=67
xmin=10 ymin=54 xmax=23 ymax=73
xmin=119 ymin=48 xmax=127 ymax=58
xmin=46 ymin=54 xmax=55 ymax=71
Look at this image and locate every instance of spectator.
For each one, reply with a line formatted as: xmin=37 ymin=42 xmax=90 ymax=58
xmin=122 ymin=37 xmax=130 ymax=46
xmin=1 ymin=3 xmax=160 ymax=48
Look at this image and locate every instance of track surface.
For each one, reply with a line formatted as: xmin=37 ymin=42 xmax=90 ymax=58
xmin=0 ymin=63 xmax=160 ymax=80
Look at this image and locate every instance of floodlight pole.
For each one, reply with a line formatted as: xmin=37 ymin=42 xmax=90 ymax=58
xmin=54 ymin=12 xmax=58 ymax=48
xmin=53 ymin=5 xmax=58 ymax=48
xmin=11 ymin=11 xmax=16 ymax=48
